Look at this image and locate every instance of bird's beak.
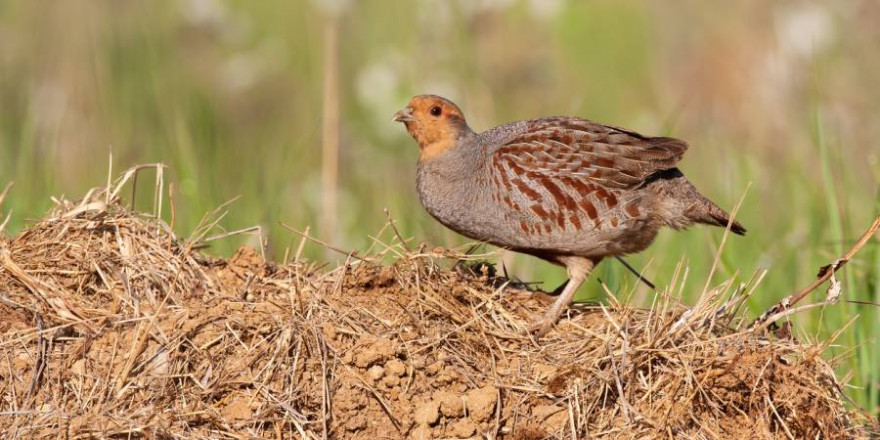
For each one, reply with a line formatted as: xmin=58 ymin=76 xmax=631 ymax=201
xmin=392 ymin=107 xmax=414 ymax=123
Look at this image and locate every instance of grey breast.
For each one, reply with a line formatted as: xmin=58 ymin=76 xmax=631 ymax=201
xmin=416 ymin=140 xmax=516 ymax=245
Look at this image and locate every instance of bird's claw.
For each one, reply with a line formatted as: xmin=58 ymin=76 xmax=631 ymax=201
xmin=526 ymin=319 xmax=555 ymax=338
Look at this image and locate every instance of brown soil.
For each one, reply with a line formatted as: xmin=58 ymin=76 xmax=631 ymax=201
xmin=0 ymin=180 xmax=875 ymax=439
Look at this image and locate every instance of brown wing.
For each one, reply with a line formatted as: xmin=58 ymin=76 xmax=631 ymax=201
xmin=489 ymin=117 xmax=687 ymax=236
xmin=492 ymin=117 xmax=687 ymax=190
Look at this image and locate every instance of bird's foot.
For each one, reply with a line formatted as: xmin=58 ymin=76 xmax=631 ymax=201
xmin=525 ymin=317 xmax=556 ymax=338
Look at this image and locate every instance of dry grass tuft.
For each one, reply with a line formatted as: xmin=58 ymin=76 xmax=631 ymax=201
xmin=0 ymin=168 xmax=875 ymax=439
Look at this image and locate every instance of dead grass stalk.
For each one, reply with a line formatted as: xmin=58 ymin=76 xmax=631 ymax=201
xmin=0 ymin=167 xmax=875 ymax=439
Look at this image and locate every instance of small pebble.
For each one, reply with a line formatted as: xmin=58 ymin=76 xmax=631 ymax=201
xmin=367 ymin=365 xmax=385 ymax=381
xmin=414 ymin=400 xmax=440 ymax=426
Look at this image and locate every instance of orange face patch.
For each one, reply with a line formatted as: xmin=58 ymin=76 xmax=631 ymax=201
xmin=396 ymin=95 xmax=471 ymax=162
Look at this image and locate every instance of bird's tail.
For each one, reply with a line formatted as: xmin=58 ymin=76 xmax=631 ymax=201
xmin=690 ymin=199 xmax=746 ymax=236
xmin=645 ymin=168 xmax=746 ymax=236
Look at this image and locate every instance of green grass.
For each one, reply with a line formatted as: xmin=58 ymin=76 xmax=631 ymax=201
xmin=1 ymin=0 xmax=878 ymax=416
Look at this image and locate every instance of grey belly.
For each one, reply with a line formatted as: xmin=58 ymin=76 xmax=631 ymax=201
xmin=425 ymin=199 xmax=660 ymax=259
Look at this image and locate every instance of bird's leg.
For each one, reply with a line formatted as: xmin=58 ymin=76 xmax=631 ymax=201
xmin=528 ymin=257 xmax=596 ymax=337
xmin=549 ymin=279 xmax=570 ymax=295
xmin=527 ymin=275 xmax=585 ymax=337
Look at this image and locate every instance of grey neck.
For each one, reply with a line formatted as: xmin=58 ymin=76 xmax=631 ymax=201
xmin=416 ymin=133 xmax=493 ymax=237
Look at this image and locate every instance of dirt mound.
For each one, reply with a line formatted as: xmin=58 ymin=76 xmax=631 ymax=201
xmin=0 ymin=177 xmax=874 ymax=439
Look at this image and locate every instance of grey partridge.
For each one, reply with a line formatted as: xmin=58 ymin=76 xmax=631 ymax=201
xmin=394 ymin=95 xmax=745 ymax=336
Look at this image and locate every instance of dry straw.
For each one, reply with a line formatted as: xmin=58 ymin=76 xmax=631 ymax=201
xmin=0 ymin=166 xmax=876 ymax=439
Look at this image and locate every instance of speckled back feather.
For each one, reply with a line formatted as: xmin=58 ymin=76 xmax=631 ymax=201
xmin=489 ymin=117 xmax=689 ymax=239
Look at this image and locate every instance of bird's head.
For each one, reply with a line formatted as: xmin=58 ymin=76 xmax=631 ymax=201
xmin=394 ymin=95 xmax=472 ymax=161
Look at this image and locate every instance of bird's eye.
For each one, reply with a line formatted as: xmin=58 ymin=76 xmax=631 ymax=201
xmin=430 ymin=106 xmax=442 ymax=117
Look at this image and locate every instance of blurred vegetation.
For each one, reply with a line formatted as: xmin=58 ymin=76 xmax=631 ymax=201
xmin=1 ymin=0 xmax=879 ymax=415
